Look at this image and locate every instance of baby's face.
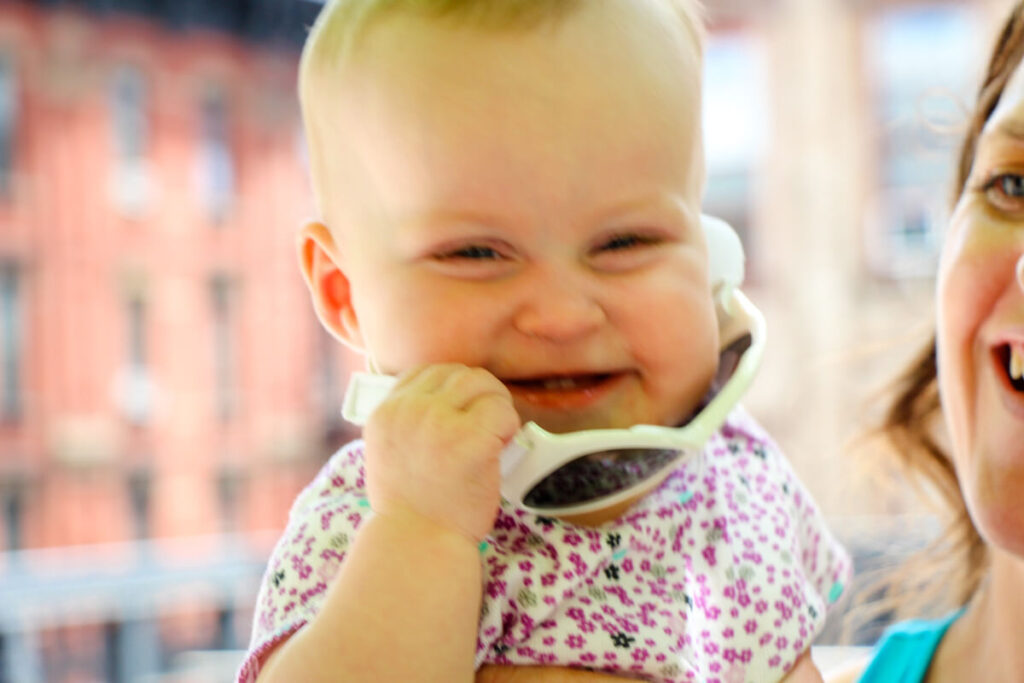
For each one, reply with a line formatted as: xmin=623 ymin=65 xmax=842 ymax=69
xmin=310 ymin=0 xmax=717 ymax=433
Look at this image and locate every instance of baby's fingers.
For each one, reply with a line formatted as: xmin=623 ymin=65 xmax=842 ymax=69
xmin=434 ymin=366 xmax=508 ymax=405
xmin=464 ymin=391 xmax=521 ymax=442
xmin=392 ymin=363 xmax=462 ymax=395
xmin=431 ymin=366 xmax=519 ymax=441
xmin=393 ymin=364 xmax=507 ymax=407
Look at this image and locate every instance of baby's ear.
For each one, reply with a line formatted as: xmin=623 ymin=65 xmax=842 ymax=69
xmin=297 ymin=221 xmax=366 ymax=351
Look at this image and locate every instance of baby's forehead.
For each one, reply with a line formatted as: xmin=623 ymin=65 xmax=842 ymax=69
xmin=301 ymin=0 xmax=705 ymax=126
xmin=302 ymin=1 xmax=705 ymax=229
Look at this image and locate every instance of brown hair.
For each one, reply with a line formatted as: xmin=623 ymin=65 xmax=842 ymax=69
xmin=859 ymin=0 xmax=1024 ymax=628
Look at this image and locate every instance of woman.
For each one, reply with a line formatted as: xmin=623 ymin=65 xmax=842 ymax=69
xmin=834 ymin=2 xmax=1024 ymax=681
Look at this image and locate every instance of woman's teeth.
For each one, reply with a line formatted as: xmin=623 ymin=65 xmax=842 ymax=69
xmin=1012 ymin=344 xmax=1024 ymax=382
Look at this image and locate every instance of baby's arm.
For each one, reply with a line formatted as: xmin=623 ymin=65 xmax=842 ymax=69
xmin=475 ymin=652 xmax=822 ymax=683
xmin=477 ymin=665 xmax=639 ymax=682
xmin=780 ymin=649 xmax=825 ymax=683
xmin=257 ymin=510 xmax=482 ymax=681
xmin=255 ymin=365 xmax=520 ymax=683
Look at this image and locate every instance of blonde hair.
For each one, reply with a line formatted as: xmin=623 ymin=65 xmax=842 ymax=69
xmin=300 ymin=0 xmax=704 ymax=72
xmin=297 ymin=0 xmax=706 ymax=216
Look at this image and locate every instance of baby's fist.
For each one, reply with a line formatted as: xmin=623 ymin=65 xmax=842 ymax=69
xmin=363 ymin=364 xmax=520 ymax=542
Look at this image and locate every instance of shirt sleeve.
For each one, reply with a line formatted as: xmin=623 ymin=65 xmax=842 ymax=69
xmin=236 ymin=441 xmax=370 ymax=683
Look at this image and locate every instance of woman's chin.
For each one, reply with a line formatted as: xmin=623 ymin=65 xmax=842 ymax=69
xmin=966 ymin=471 xmax=1024 ymax=558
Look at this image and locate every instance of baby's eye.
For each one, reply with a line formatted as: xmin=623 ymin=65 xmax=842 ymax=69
xmin=594 ymin=233 xmax=662 ymax=253
xmin=588 ymin=231 xmax=669 ymax=272
xmin=981 ymin=173 xmax=1024 ymax=212
xmin=427 ymin=240 xmax=517 ymax=280
xmin=435 ymin=244 xmax=504 ymax=261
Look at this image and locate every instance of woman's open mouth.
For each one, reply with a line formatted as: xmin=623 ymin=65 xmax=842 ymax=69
xmin=995 ymin=343 xmax=1024 ymax=393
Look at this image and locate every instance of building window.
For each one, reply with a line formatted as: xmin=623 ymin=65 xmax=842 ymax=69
xmin=865 ymin=5 xmax=981 ymax=279
xmin=0 ymin=262 xmax=21 ymax=422
xmin=2 ymin=482 xmax=24 ymax=552
xmin=217 ymin=606 xmax=239 ymax=650
xmin=702 ymin=30 xmax=768 ymax=268
xmin=0 ymin=56 xmax=16 ymax=197
xmin=210 ymin=275 xmax=238 ymax=421
xmin=216 ymin=467 xmax=241 ymax=533
xmin=197 ymin=86 xmax=234 ymax=223
xmin=114 ymin=295 xmax=153 ymax=425
xmin=110 ymin=64 xmax=151 ymax=217
xmin=127 ymin=469 xmax=151 ymax=540
xmin=128 ymin=297 xmax=145 ymax=369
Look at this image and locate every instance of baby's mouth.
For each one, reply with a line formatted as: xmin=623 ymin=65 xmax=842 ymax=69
xmin=502 ymin=372 xmax=624 ymax=413
xmin=504 ymin=374 xmax=614 ymax=392
xmin=996 ymin=343 xmax=1024 ymax=393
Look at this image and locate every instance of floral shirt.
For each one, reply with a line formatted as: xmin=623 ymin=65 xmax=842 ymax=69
xmin=238 ymin=407 xmax=850 ymax=683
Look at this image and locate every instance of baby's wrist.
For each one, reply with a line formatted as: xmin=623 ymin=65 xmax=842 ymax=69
xmin=371 ymin=499 xmax=488 ymax=550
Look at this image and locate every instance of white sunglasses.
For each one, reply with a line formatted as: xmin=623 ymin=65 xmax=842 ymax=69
xmin=341 ymin=215 xmax=765 ymax=517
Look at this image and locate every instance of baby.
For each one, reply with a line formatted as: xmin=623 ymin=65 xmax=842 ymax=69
xmin=238 ymin=1 xmax=850 ymax=682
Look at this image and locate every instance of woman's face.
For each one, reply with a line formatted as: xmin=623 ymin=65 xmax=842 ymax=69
xmin=938 ymin=62 xmax=1024 ymax=556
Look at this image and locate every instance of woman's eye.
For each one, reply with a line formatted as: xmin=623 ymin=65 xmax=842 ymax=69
xmin=982 ymin=173 xmax=1024 ymax=210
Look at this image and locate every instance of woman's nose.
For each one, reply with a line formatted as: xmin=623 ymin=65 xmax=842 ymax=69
xmin=1017 ymin=251 xmax=1024 ymax=291
xmin=513 ymin=274 xmax=606 ymax=342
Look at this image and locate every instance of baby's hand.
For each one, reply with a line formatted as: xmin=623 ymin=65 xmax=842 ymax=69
xmin=362 ymin=364 xmax=521 ymax=543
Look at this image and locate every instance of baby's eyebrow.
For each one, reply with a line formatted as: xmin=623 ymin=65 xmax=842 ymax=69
xmin=396 ymin=207 xmax=504 ymax=233
xmin=593 ymin=191 xmax=697 ymax=223
xmin=394 ymin=191 xmax=695 ymax=238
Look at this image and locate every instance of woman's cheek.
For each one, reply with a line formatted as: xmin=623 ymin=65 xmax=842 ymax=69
xmin=940 ymin=230 xmax=1010 ymax=336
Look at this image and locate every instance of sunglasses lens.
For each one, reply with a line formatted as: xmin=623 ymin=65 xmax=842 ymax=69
xmin=522 ymin=447 xmax=685 ymax=509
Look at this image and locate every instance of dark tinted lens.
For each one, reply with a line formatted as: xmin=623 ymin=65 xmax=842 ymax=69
xmin=522 ymin=448 xmax=683 ymax=509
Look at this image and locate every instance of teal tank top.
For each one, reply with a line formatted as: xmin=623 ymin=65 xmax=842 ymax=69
xmin=857 ymin=610 xmax=963 ymax=683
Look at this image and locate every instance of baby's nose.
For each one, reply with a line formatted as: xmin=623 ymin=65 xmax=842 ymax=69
xmin=513 ymin=278 xmax=606 ymax=342
xmin=1016 ymin=251 xmax=1024 ymax=291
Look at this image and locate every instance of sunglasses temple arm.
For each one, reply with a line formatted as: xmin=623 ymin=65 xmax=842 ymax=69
xmin=500 ymin=439 xmax=529 ymax=479
xmin=341 ymin=372 xmax=398 ymax=425
xmin=691 ymin=288 xmax=766 ymax=444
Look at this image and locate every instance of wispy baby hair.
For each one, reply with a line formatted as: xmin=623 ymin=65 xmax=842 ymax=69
xmin=300 ymin=0 xmax=705 ymax=78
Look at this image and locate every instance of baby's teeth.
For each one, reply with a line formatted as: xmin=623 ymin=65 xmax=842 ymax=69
xmin=1012 ymin=345 xmax=1024 ymax=381
xmin=543 ymin=378 xmax=577 ymax=390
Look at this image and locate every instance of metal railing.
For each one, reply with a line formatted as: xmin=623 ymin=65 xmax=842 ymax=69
xmin=0 ymin=532 xmax=279 ymax=683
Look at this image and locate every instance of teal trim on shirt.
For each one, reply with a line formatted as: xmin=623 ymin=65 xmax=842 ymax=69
xmin=857 ymin=610 xmax=964 ymax=683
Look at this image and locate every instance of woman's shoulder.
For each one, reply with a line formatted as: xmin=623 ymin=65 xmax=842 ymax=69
xmin=831 ymin=611 xmax=963 ymax=683
xmin=825 ymin=657 xmax=870 ymax=683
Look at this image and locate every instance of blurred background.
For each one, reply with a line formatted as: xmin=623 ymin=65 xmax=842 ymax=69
xmin=0 ymin=0 xmax=1014 ymax=680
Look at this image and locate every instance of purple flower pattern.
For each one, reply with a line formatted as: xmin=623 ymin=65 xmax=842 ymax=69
xmin=238 ymin=407 xmax=850 ymax=683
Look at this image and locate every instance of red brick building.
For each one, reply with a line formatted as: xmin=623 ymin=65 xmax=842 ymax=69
xmin=0 ymin=1 xmax=363 ymax=680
